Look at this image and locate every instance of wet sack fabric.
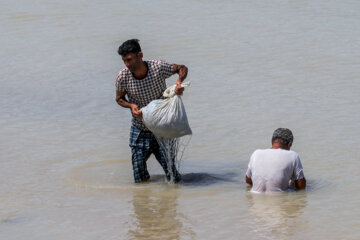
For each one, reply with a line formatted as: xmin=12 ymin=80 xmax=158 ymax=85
xmin=141 ymin=82 xmax=192 ymax=139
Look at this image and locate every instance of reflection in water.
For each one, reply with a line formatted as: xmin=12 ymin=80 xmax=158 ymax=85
xmin=246 ymin=191 xmax=307 ymax=239
xmin=128 ymin=186 xmax=195 ymax=240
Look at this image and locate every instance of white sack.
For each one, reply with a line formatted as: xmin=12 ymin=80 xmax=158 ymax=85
xmin=141 ymin=82 xmax=192 ymax=139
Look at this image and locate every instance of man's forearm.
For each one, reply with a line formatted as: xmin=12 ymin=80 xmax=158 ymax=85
xmin=116 ymin=90 xmax=134 ymax=109
xmin=116 ymin=96 xmax=133 ymax=109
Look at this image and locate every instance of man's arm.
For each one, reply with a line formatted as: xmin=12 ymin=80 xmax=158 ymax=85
xmin=173 ymin=64 xmax=188 ymax=81
xmin=293 ymin=155 xmax=306 ymax=190
xmin=295 ymin=178 xmax=306 ymax=190
xmin=173 ymin=64 xmax=188 ymax=95
xmin=115 ymin=90 xmax=142 ymax=119
xmin=245 ymin=175 xmax=253 ymax=185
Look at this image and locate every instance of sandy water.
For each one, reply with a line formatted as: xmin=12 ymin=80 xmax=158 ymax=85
xmin=1 ymin=0 xmax=360 ymax=239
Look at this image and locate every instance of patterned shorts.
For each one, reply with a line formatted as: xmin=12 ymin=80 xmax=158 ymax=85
xmin=129 ymin=125 xmax=181 ymax=183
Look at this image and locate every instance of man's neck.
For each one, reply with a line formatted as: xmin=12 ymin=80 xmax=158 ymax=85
xmin=271 ymin=142 xmax=290 ymax=150
xmin=132 ymin=61 xmax=148 ymax=80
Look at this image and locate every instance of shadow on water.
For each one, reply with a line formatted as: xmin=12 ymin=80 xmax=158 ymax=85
xmin=180 ymin=172 xmax=240 ymax=186
xmin=150 ymin=171 xmax=241 ymax=187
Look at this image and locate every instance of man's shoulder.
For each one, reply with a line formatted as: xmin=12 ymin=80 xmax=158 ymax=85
xmin=252 ymin=149 xmax=268 ymax=155
xmin=252 ymin=149 xmax=299 ymax=157
xmin=147 ymin=60 xmax=172 ymax=68
xmin=276 ymin=150 xmax=300 ymax=163
xmin=116 ymin=68 xmax=131 ymax=81
xmin=119 ymin=68 xmax=131 ymax=77
xmin=288 ymin=149 xmax=299 ymax=155
xmin=147 ymin=59 xmax=167 ymax=64
xmin=250 ymin=149 xmax=266 ymax=160
xmin=285 ymin=150 xmax=300 ymax=159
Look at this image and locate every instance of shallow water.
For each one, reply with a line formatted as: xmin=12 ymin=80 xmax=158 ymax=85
xmin=1 ymin=0 xmax=360 ymax=239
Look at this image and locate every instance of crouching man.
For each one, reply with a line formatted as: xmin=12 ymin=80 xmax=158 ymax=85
xmin=245 ymin=128 xmax=306 ymax=193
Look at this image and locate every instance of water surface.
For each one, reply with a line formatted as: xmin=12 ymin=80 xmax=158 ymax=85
xmin=1 ymin=1 xmax=360 ymax=239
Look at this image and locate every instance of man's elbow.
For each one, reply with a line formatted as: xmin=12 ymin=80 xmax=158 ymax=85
xmin=115 ymin=97 xmax=122 ymax=106
xmin=181 ymin=65 xmax=188 ymax=71
xmin=181 ymin=65 xmax=188 ymax=74
xmin=175 ymin=64 xmax=188 ymax=80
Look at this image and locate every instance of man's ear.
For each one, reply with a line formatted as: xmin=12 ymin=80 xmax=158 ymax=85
xmin=137 ymin=51 xmax=143 ymax=59
xmin=288 ymin=141 xmax=292 ymax=149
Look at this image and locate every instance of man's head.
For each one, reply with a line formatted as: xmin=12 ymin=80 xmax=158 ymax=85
xmin=118 ymin=39 xmax=141 ymax=56
xmin=271 ymin=128 xmax=294 ymax=150
xmin=118 ymin=39 xmax=143 ymax=72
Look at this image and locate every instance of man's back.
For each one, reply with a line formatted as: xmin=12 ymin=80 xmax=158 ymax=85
xmin=246 ymin=149 xmax=304 ymax=193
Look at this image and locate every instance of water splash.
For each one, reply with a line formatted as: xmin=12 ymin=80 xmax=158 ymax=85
xmin=155 ymin=135 xmax=191 ymax=183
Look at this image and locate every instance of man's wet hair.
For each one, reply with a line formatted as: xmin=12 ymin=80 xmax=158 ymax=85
xmin=271 ymin=128 xmax=294 ymax=146
xmin=118 ymin=39 xmax=142 ymax=56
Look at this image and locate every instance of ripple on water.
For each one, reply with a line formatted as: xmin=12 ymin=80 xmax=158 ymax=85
xmin=304 ymin=178 xmax=331 ymax=193
xmin=1 ymin=211 xmax=28 ymax=225
xmin=66 ymin=160 xmax=134 ymax=190
xmin=66 ymin=160 xmax=243 ymax=190
xmin=66 ymin=160 xmax=326 ymax=194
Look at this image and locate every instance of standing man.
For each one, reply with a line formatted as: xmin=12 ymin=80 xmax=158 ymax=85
xmin=115 ymin=39 xmax=188 ymax=183
xmin=245 ymin=128 xmax=306 ymax=192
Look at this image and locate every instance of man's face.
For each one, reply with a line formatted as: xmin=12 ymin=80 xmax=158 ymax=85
xmin=122 ymin=52 xmax=142 ymax=72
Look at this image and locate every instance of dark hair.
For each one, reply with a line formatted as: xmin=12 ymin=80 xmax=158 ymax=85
xmin=118 ymin=39 xmax=141 ymax=56
xmin=271 ymin=128 xmax=294 ymax=145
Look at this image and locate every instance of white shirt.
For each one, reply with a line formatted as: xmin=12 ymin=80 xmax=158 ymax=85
xmin=246 ymin=148 xmax=305 ymax=193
